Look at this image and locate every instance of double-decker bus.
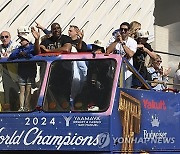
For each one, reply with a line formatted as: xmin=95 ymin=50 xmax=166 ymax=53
xmin=0 ymin=52 xmax=179 ymax=153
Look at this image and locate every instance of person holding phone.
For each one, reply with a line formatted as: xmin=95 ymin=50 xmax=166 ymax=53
xmin=106 ymin=22 xmax=137 ymax=88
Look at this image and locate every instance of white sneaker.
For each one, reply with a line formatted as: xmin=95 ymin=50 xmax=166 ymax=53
xmin=88 ymin=105 xmax=99 ymax=111
xmin=18 ymin=107 xmax=24 ymax=111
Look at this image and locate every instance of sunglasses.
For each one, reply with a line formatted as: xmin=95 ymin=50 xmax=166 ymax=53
xmin=120 ymin=28 xmax=129 ymax=33
xmin=0 ymin=35 xmax=9 ymax=39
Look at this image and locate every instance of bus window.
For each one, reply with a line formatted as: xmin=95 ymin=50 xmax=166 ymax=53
xmin=44 ymin=59 xmax=116 ymax=112
xmin=0 ymin=61 xmax=46 ymax=112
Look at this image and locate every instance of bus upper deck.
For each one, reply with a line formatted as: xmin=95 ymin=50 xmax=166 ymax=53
xmin=0 ymin=52 xmax=179 ymax=153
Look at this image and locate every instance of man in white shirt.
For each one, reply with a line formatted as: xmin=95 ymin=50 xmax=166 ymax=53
xmin=106 ymin=22 xmax=137 ymax=88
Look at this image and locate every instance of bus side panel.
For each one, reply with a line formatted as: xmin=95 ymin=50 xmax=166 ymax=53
xmin=112 ymin=88 xmax=180 ymax=153
xmin=0 ymin=112 xmax=113 ymax=152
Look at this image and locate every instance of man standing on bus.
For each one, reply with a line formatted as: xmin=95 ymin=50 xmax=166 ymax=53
xmin=31 ymin=23 xmax=73 ymax=111
xmin=9 ymin=28 xmax=36 ymax=111
xmin=106 ymin=22 xmax=137 ymax=88
xmin=31 ymin=23 xmax=72 ymax=54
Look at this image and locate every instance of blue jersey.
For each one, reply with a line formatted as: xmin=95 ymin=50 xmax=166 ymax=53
xmin=9 ymin=43 xmax=35 ymax=60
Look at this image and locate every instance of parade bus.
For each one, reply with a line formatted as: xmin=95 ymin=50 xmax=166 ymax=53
xmin=0 ymin=52 xmax=179 ymax=153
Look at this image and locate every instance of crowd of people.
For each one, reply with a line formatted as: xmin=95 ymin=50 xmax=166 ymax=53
xmin=0 ymin=21 xmax=179 ymax=111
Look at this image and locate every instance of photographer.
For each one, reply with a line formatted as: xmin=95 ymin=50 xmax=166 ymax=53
xmin=132 ymin=30 xmax=157 ymax=88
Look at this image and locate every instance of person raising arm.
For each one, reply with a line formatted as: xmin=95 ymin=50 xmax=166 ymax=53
xmin=31 ymin=23 xmax=72 ymax=54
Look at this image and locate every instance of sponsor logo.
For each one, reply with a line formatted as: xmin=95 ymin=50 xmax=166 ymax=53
xmin=98 ymin=132 xmax=110 ymax=148
xmin=142 ymin=115 xmax=175 ymax=144
xmin=151 ymin=115 xmax=160 ymax=127
xmin=63 ymin=116 xmax=102 ymax=127
xmin=143 ymin=99 xmax=166 ymax=110
xmin=63 ymin=116 xmax=72 ymax=127
xmin=143 ymin=130 xmax=175 ymax=144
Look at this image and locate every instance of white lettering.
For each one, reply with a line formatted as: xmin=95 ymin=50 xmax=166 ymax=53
xmin=74 ymin=116 xmax=100 ymax=121
xmin=0 ymin=127 xmax=24 ymax=145
xmin=0 ymin=127 xmax=102 ymax=149
xmin=143 ymin=129 xmax=175 ymax=144
xmin=143 ymin=130 xmax=167 ymax=140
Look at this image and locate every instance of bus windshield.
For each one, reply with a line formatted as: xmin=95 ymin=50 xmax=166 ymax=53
xmin=0 ymin=61 xmax=46 ymax=112
xmin=44 ymin=59 xmax=116 ymax=112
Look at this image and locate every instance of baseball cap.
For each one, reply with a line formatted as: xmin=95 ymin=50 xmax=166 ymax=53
xmin=18 ymin=33 xmax=31 ymax=42
xmin=17 ymin=26 xmax=31 ymax=34
xmin=137 ymin=30 xmax=149 ymax=38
